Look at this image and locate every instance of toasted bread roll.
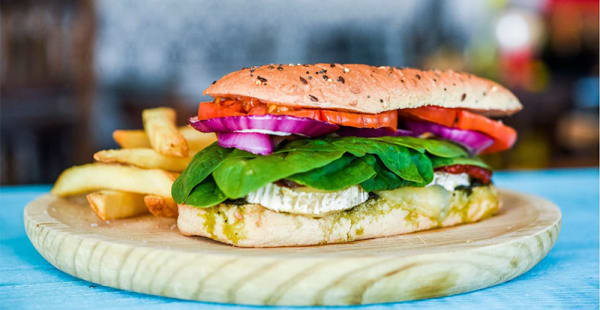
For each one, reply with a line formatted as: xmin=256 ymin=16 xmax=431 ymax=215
xmin=205 ymin=64 xmax=521 ymax=116
xmin=177 ymin=185 xmax=499 ymax=247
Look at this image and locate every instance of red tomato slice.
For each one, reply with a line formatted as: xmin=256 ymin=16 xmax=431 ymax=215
xmin=435 ymin=165 xmax=492 ymax=184
xmin=198 ymin=99 xmax=399 ymax=130
xmin=197 ymin=101 xmax=245 ymax=120
xmin=399 ymin=106 xmax=458 ymax=127
xmin=320 ymin=110 xmax=398 ymax=130
xmin=275 ymin=109 xmax=323 ymax=120
xmin=398 ymin=106 xmax=517 ymax=153
xmin=246 ymin=105 xmax=269 ymax=115
xmin=455 ymin=110 xmax=517 ymax=154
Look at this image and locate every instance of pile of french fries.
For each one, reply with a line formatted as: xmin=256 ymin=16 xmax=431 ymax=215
xmin=51 ymin=107 xmax=216 ymax=221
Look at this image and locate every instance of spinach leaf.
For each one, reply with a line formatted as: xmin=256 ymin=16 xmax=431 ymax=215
xmin=329 ymin=137 xmax=427 ymax=183
xmin=172 ymin=136 xmax=487 ymax=208
xmin=430 ymin=156 xmax=490 ymax=169
xmin=287 ymin=154 xmax=376 ymax=190
xmin=213 ymin=150 xmax=344 ymax=198
xmin=278 ymin=136 xmax=459 ymax=183
xmin=360 ymin=155 xmax=416 ymax=192
xmin=171 ymin=143 xmax=232 ymax=204
xmin=278 ymin=135 xmax=466 ymax=158
xmin=185 ymin=176 xmax=227 ymax=207
xmin=373 ymin=136 xmax=467 ymax=158
xmin=276 ymin=138 xmax=335 ymax=153
xmin=410 ymin=151 xmax=434 ymax=185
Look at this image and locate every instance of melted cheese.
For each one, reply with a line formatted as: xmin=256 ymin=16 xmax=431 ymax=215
xmin=246 ymin=183 xmax=368 ymax=217
xmin=245 ymin=172 xmax=470 ymax=217
xmin=427 ymin=172 xmax=470 ymax=191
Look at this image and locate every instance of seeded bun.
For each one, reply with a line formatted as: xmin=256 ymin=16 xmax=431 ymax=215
xmin=204 ymin=64 xmax=522 ymax=116
xmin=177 ymin=186 xmax=499 ymax=247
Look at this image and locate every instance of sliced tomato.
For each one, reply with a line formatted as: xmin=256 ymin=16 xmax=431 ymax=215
xmin=455 ymin=110 xmax=517 ymax=154
xmin=197 ymin=101 xmax=245 ymax=120
xmin=198 ymin=99 xmax=398 ymax=130
xmin=320 ymin=110 xmax=398 ymax=130
xmin=399 ymin=106 xmax=458 ymax=127
xmin=435 ymin=165 xmax=492 ymax=184
xmin=246 ymin=105 xmax=269 ymax=115
xmin=399 ymin=106 xmax=516 ymax=153
xmin=275 ymin=109 xmax=323 ymax=120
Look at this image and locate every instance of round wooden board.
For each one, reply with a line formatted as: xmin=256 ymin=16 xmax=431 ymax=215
xmin=24 ymin=189 xmax=560 ymax=306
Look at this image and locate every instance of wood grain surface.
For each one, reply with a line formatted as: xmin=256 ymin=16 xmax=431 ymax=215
xmin=24 ymin=190 xmax=560 ymax=306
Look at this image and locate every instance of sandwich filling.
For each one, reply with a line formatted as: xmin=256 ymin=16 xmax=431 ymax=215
xmin=172 ymin=117 xmax=499 ymax=217
xmin=173 ymin=65 xmax=518 ymax=226
xmin=244 ymin=171 xmax=470 ymax=217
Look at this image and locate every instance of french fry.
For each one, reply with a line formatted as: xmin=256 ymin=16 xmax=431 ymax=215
xmin=94 ymin=148 xmax=193 ymax=172
xmin=179 ymin=126 xmax=217 ymax=151
xmin=113 ymin=130 xmax=149 ymax=148
xmin=113 ymin=126 xmax=216 ymax=151
xmin=142 ymin=107 xmax=188 ymax=157
xmin=144 ymin=195 xmax=178 ymax=218
xmin=51 ymin=163 xmax=177 ymax=197
xmin=86 ymin=190 xmax=148 ymax=220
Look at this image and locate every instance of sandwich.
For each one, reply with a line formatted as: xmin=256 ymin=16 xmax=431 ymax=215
xmin=173 ymin=64 xmax=521 ymax=247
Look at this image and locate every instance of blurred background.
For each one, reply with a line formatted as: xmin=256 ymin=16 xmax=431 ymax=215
xmin=1 ymin=0 xmax=598 ymax=185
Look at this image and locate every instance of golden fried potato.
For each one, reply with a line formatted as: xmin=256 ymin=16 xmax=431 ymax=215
xmin=142 ymin=107 xmax=188 ymax=157
xmin=113 ymin=126 xmax=216 ymax=151
xmin=144 ymin=195 xmax=178 ymax=218
xmin=93 ymin=148 xmax=193 ymax=172
xmin=86 ymin=190 xmax=148 ymax=220
xmin=178 ymin=126 xmax=217 ymax=151
xmin=112 ymin=130 xmax=150 ymax=148
xmin=51 ymin=163 xmax=177 ymax=197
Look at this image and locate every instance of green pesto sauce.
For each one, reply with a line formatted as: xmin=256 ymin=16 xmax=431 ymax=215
xmin=403 ymin=208 xmax=421 ymax=227
xmin=322 ymin=195 xmax=423 ymax=241
xmin=355 ymin=227 xmax=364 ymax=236
xmin=198 ymin=209 xmax=217 ymax=238
xmin=322 ymin=185 xmax=498 ymax=241
xmin=446 ymin=186 xmax=499 ymax=223
xmin=197 ymin=205 xmax=246 ymax=244
xmin=196 ymin=186 xmax=498 ymax=244
xmin=222 ymin=209 xmax=245 ymax=244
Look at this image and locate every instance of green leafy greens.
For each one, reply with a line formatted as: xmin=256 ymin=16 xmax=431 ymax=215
xmin=288 ymin=154 xmax=376 ymax=190
xmin=172 ymin=136 xmax=490 ymax=207
xmin=213 ymin=150 xmax=344 ymax=198
xmin=171 ymin=143 xmax=232 ymax=203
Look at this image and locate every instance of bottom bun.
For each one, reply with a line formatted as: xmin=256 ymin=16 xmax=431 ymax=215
xmin=177 ymin=185 xmax=500 ymax=247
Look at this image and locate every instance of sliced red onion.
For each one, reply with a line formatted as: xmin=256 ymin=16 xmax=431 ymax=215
xmin=404 ymin=119 xmax=494 ymax=155
xmin=231 ymin=129 xmax=291 ymax=136
xmin=217 ymin=132 xmax=273 ymax=155
xmin=190 ymin=115 xmax=338 ymax=137
xmin=336 ymin=126 xmax=414 ymax=138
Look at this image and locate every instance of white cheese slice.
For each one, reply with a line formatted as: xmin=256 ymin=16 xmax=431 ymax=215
xmin=246 ymin=183 xmax=368 ymax=217
xmin=427 ymin=172 xmax=470 ymax=191
xmin=245 ymin=172 xmax=470 ymax=217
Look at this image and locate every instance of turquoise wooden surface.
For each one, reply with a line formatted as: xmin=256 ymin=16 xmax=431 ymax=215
xmin=1 ymin=169 xmax=598 ymax=309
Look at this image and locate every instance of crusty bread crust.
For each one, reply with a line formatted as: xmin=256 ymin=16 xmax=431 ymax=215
xmin=204 ymin=64 xmax=521 ymax=116
xmin=177 ymin=186 xmax=500 ymax=247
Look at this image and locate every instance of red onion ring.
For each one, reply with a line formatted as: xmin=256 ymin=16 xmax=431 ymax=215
xmin=216 ymin=132 xmax=273 ymax=155
xmin=404 ymin=119 xmax=494 ymax=155
xmin=190 ymin=114 xmax=338 ymax=137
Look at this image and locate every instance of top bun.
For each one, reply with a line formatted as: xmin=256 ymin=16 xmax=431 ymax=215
xmin=204 ymin=64 xmax=522 ymax=116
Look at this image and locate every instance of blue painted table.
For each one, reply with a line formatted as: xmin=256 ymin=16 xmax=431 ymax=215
xmin=1 ymin=169 xmax=598 ymax=309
